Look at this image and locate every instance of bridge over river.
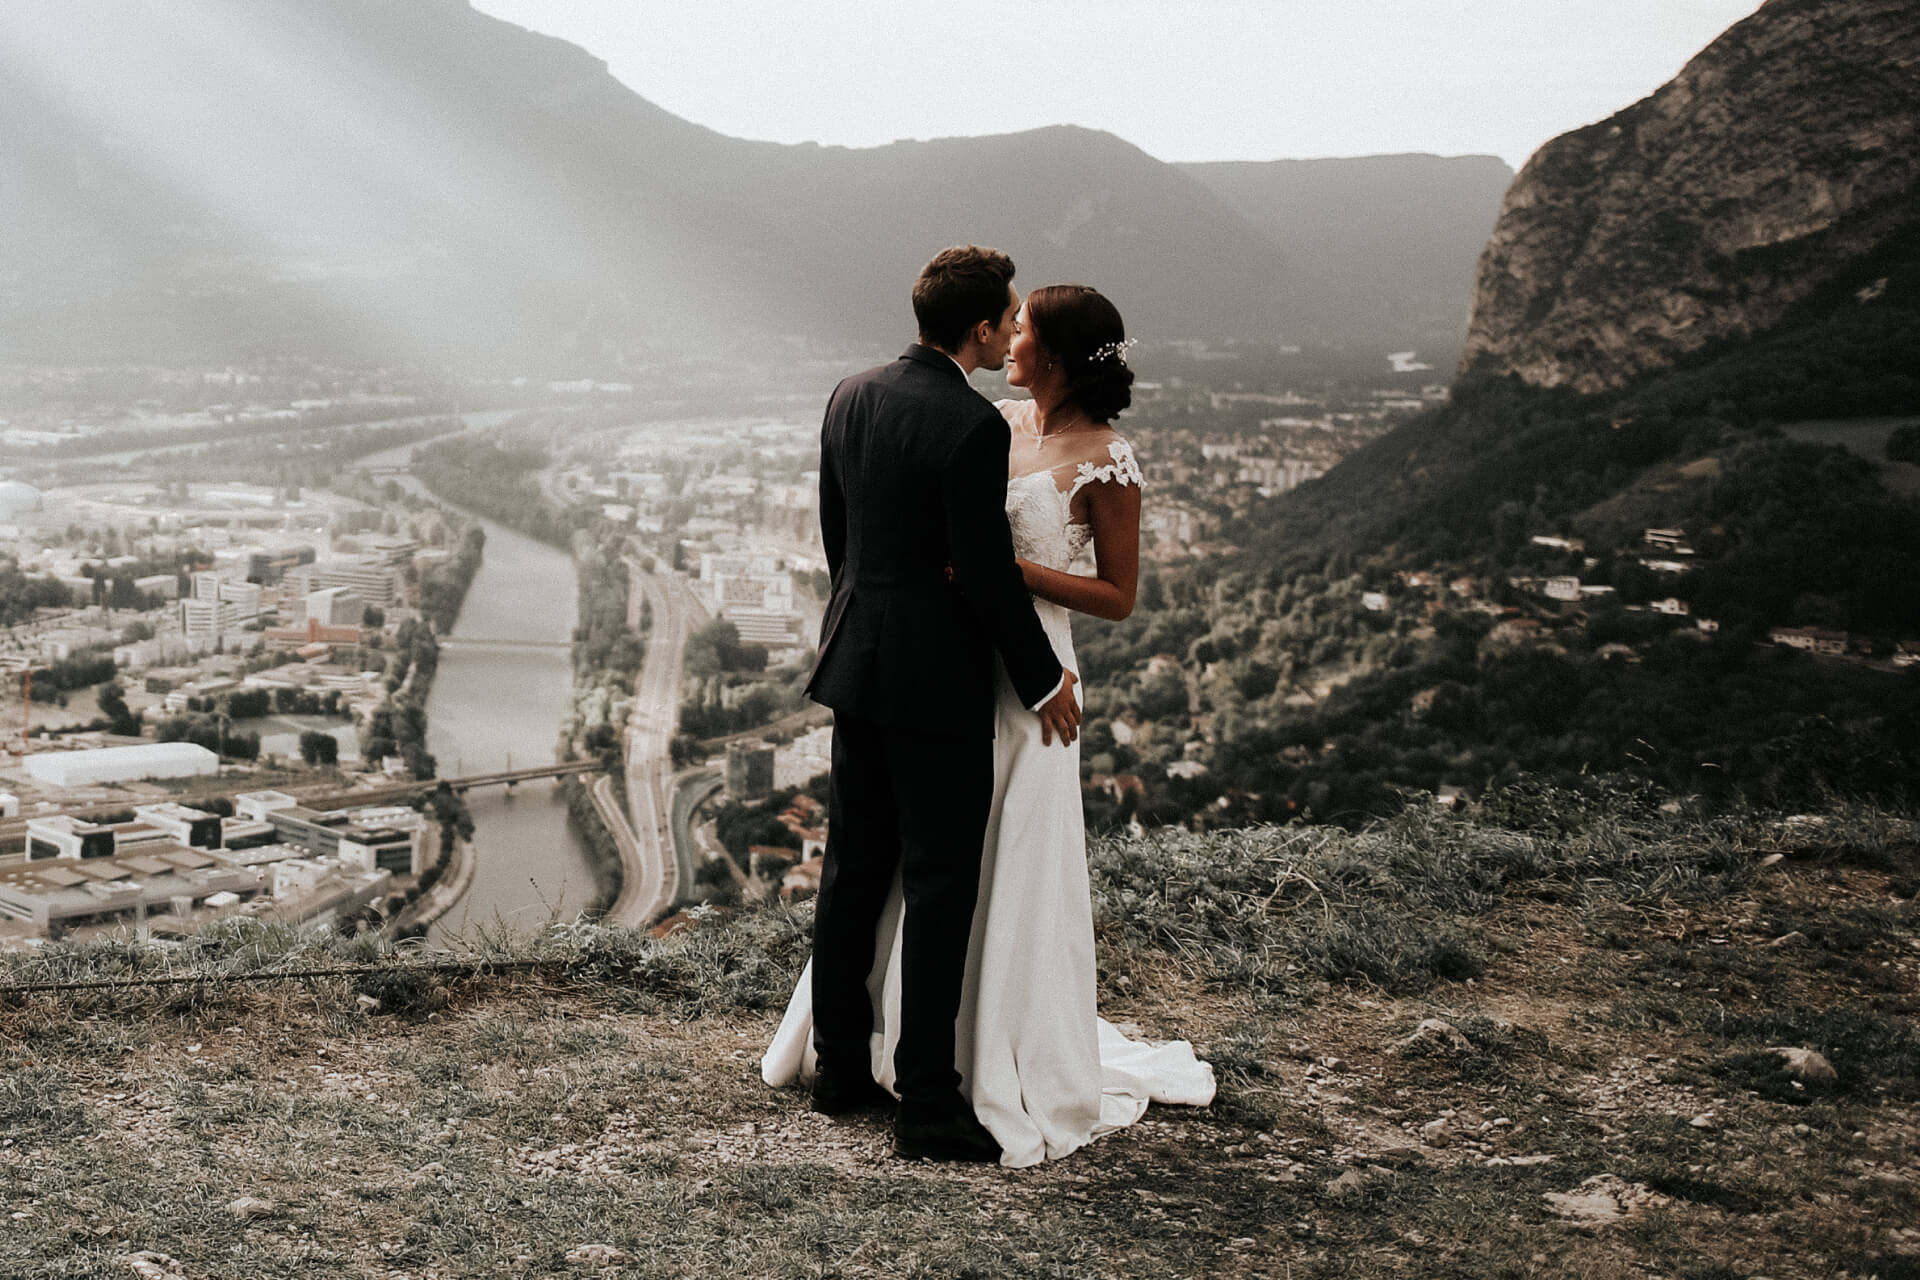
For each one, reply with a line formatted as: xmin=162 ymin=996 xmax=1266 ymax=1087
xmin=303 ymin=760 xmax=607 ymax=808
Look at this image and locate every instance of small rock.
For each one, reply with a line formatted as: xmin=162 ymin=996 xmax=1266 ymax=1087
xmin=1420 ymin=1118 xmax=1453 ymax=1148
xmin=1543 ymin=1174 xmax=1671 ymax=1227
xmin=1319 ymin=1056 xmax=1349 ymax=1071
xmin=226 ymin=1196 xmax=277 ymax=1220
xmin=1766 ymin=1047 xmax=1838 ymax=1084
xmin=116 ymin=1254 xmax=187 ymax=1280
xmin=1689 ymin=1114 xmax=1715 ymax=1130
xmin=565 ymin=1244 xmax=631 ymax=1268
xmin=1394 ymin=1018 xmax=1473 ymax=1056
xmin=1325 ymin=1167 xmax=1377 ymax=1198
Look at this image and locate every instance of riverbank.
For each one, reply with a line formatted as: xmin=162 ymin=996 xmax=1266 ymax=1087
xmin=401 ymin=507 xmax=597 ymax=935
xmin=382 ymin=826 xmax=472 ymax=938
xmin=412 ymin=431 xmax=651 ymax=919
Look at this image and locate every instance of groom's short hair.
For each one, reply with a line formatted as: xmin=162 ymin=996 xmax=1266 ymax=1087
xmin=913 ymin=246 xmax=1016 ymax=352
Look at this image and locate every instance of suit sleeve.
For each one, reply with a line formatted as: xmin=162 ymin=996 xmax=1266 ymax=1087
xmin=817 ymin=387 xmax=847 ymax=581
xmin=941 ymin=411 xmax=1063 ymax=708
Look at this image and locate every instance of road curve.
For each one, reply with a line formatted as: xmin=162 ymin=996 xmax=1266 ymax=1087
xmin=606 ymin=560 xmax=695 ymax=926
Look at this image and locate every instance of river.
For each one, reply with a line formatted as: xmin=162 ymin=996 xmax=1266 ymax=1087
xmin=355 ymin=419 xmax=596 ymax=942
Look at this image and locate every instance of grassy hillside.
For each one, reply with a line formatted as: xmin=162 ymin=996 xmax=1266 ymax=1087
xmin=3 ymin=793 xmax=1915 ymax=1277
xmin=1064 ymin=242 xmax=1920 ymax=830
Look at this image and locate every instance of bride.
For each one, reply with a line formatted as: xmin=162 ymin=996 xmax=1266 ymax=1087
xmin=764 ymin=284 xmax=1214 ymax=1167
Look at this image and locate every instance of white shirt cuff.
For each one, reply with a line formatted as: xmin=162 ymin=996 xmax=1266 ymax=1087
xmin=1027 ymin=675 xmax=1064 ymax=712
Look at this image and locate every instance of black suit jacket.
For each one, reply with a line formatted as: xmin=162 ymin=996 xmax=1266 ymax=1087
xmin=806 ymin=344 xmax=1062 ymax=736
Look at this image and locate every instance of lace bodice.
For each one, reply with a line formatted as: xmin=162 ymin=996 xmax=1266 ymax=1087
xmin=1004 ymin=437 xmax=1143 ymax=572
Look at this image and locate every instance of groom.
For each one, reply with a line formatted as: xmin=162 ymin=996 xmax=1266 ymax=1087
xmin=806 ymin=245 xmax=1082 ymax=1162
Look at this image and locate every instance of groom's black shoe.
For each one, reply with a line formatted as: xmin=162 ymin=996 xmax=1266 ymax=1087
xmin=809 ymin=1064 xmax=894 ymax=1116
xmin=892 ymin=1099 xmax=1001 ymax=1163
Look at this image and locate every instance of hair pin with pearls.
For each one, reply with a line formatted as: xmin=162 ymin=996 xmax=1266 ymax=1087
xmin=1089 ymin=338 xmax=1137 ymax=366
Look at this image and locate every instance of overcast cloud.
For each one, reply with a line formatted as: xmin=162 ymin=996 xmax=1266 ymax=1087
xmin=471 ymin=0 xmax=1763 ymax=168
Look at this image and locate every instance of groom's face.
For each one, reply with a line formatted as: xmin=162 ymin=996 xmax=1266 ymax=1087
xmin=973 ymin=285 xmax=1020 ymax=372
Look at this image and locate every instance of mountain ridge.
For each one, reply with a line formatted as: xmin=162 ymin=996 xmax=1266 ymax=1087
xmin=0 ymin=0 xmax=1509 ymax=366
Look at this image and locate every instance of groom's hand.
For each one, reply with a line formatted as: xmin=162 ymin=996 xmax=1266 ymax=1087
xmin=1036 ymin=669 xmax=1081 ymax=747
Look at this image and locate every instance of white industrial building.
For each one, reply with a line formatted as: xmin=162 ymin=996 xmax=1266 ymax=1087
xmin=301 ymin=560 xmax=401 ymax=609
xmin=305 ymin=586 xmax=364 ymax=626
xmin=24 ymin=742 xmax=220 ymax=789
xmin=234 ymin=790 xmax=300 ymax=822
xmin=135 ymin=573 xmax=180 ymax=601
xmin=0 ymin=846 xmax=259 ymax=932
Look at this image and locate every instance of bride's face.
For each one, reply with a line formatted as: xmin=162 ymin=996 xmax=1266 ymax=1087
xmin=1006 ymin=303 xmax=1045 ymax=390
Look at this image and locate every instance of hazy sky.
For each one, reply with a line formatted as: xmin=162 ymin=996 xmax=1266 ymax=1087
xmin=471 ymin=0 xmax=1763 ymax=169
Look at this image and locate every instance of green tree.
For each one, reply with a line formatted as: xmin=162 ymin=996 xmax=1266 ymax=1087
xmin=97 ymin=681 xmax=140 ymax=736
xmin=298 ymin=730 xmax=339 ymax=766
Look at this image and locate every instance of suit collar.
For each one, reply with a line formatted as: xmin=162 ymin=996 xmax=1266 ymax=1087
xmin=903 ymin=343 xmax=969 ymax=382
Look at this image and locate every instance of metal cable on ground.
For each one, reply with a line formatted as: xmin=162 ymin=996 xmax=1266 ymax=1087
xmin=0 ymin=957 xmax=564 ymax=996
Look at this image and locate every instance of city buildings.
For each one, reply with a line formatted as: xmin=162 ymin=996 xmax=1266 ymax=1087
xmin=0 ymin=848 xmax=262 ymax=934
xmin=0 ymin=791 xmax=422 ymax=937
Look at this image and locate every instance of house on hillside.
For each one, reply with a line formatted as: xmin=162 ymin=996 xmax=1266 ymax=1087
xmin=1770 ymin=626 xmax=1848 ymax=655
xmin=1485 ymin=618 xmax=1545 ymax=649
xmin=780 ymin=856 xmax=823 ymax=901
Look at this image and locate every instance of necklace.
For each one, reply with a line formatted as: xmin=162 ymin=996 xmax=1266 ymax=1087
xmin=1029 ymin=409 xmax=1093 ymax=451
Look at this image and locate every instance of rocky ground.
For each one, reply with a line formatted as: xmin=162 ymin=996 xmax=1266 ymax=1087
xmin=1 ymin=798 xmax=1914 ymax=1278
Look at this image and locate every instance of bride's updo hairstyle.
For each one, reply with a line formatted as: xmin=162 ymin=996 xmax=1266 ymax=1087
xmin=1027 ymin=284 xmax=1134 ymax=423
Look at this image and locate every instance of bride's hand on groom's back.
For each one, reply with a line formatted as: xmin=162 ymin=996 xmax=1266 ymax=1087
xmin=1037 ymin=669 xmax=1080 ymax=747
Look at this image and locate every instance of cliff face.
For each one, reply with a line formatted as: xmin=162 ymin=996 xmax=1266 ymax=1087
xmin=1461 ymin=0 xmax=1920 ymax=393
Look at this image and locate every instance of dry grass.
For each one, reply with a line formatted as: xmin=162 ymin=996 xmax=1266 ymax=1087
xmin=1 ymin=793 xmax=1915 ymax=1278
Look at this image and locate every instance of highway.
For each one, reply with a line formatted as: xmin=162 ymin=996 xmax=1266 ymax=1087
xmin=607 ymin=560 xmax=697 ymax=925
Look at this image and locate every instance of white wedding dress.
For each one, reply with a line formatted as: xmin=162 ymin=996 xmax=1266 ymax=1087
xmin=762 ymin=401 xmax=1215 ymax=1167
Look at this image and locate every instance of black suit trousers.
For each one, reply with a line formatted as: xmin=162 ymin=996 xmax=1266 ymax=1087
xmin=811 ymin=711 xmax=992 ymax=1107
